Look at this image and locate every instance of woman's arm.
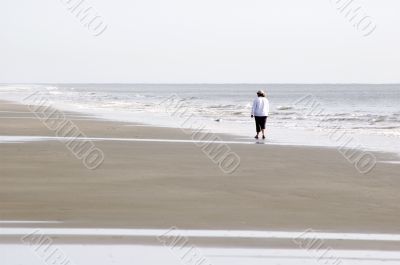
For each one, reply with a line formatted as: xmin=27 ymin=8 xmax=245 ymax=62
xmin=251 ymin=99 xmax=257 ymax=117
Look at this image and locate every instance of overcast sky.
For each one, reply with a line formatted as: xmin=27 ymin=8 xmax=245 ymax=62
xmin=1 ymin=0 xmax=399 ymax=83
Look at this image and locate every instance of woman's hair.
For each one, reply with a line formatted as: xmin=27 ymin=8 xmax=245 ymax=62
xmin=257 ymin=90 xmax=266 ymax=97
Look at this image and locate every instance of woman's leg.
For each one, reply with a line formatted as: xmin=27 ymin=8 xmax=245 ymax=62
xmin=255 ymin=117 xmax=261 ymax=138
xmin=260 ymin=116 xmax=267 ymax=138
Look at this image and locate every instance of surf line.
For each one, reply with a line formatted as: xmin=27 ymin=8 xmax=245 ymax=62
xmin=1 ymin=228 xmax=400 ymax=242
xmin=0 ymin=135 xmax=254 ymax=145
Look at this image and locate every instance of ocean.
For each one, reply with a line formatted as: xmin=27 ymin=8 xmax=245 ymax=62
xmin=1 ymin=84 xmax=399 ymax=154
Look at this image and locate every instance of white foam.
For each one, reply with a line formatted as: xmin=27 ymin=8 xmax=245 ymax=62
xmin=0 ymin=136 xmax=50 ymax=143
xmin=276 ymin=106 xmax=294 ymax=110
xmin=0 ymin=221 xmax=62 ymax=224
xmin=0 ymin=135 xmax=255 ymax=145
xmin=3 ymin=227 xmax=400 ymax=264
xmin=0 ymin=117 xmax=95 ymax=121
xmin=1 ymin=228 xmax=400 ymax=242
xmin=379 ymin=161 xmax=400 ymax=165
xmin=2 ymin=245 xmax=400 ymax=265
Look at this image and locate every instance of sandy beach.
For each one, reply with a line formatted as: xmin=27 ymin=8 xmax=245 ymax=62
xmin=1 ymin=99 xmax=400 ymax=264
xmin=3 ymin=0 xmax=400 ymax=261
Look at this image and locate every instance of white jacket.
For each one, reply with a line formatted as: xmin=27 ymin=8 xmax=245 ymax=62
xmin=251 ymin=97 xmax=269 ymax=117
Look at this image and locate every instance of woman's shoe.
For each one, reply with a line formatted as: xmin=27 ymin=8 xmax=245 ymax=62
xmin=254 ymin=135 xmax=259 ymax=139
xmin=262 ymin=135 xmax=265 ymax=139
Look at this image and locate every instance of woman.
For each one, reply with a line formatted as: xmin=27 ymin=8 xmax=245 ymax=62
xmin=251 ymin=90 xmax=269 ymax=139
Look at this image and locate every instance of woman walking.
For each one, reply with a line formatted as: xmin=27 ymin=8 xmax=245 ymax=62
xmin=251 ymin=90 xmax=269 ymax=139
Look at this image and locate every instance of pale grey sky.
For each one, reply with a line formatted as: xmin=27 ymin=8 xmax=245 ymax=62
xmin=1 ymin=0 xmax=399 ymax=83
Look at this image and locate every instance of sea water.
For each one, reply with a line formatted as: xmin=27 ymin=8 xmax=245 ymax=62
xmin=0 ymin=84 xmax=399 ymax=154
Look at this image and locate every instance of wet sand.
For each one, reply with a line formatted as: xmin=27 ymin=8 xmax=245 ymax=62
xmin=1 ymin=100 xmax=400 ymax=251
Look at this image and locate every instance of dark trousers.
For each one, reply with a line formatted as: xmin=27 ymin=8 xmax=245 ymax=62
xmin=255 ymin=116 xmax=267 ymax=133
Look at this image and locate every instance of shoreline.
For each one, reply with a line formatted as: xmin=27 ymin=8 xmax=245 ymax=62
xmin=0 ymin=98 xmax=397 ymax=174
xmin=1 ymin=97 xmax=399 ymax=160
xmin=1 ymin=85 xmax=399 ymax=156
